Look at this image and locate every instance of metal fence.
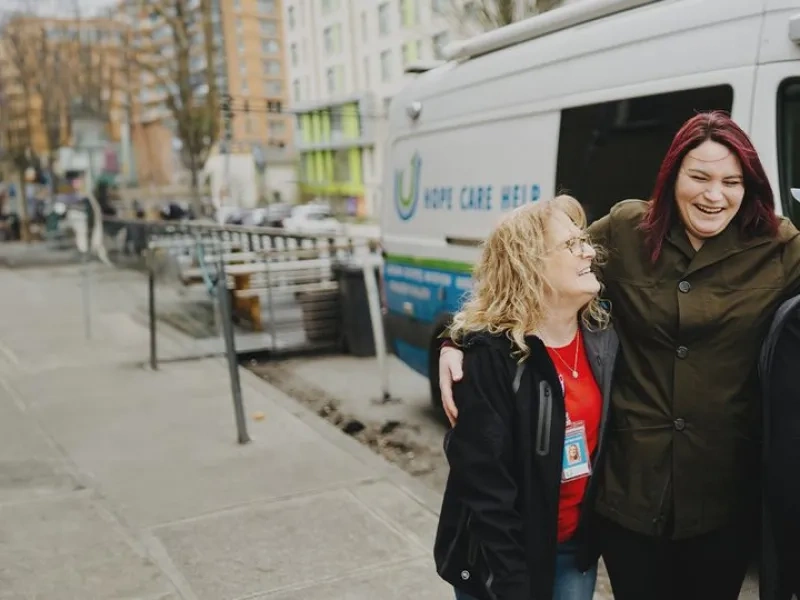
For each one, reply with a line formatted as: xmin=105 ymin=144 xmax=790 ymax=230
xmin=102 ymin=217 xmax=382 ymax=363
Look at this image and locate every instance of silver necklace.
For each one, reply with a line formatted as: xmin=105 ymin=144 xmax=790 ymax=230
xmin=548 ymin=331 xmax=581 ymax=379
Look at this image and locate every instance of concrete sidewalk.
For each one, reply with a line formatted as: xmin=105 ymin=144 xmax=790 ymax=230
xmin=0 ymin=260 xmax=450 ymax=599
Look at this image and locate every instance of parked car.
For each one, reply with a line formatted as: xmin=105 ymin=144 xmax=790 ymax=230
xmin=282 ymin=204 xmax=343 ymax=236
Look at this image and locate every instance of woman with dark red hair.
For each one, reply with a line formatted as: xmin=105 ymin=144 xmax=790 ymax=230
xmin=437 ymin=111 xmax=800 ymax=599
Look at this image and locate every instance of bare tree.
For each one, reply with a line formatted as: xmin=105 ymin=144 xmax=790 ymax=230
xmin=133 ymin=0 xmax=220 ymax=215
xmin=0 ymin=11 xmax=43 ymax=241
xmin=451 ymin=0 xmax=565 ymax=33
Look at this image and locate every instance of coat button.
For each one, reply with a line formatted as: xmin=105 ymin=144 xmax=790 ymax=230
xmin=674 ymin=418 xmax=686 ymax=431
xmin=678 ymin=280 xmax=691 ymax=293
xmin=676 ymin=346 xmax=688 ymax=359
xmin=461 ymin=570 xmax=470 ymax=580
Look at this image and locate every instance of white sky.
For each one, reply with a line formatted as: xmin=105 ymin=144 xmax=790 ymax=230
xmin=2 ymin=0 xmax=118 ymax=17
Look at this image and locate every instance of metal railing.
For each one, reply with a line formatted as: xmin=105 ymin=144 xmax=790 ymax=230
xmin=102 ymin=216 xmax=382 ymax=360
xmin=101 ymin=216 xmax=389 ymax=444
xmin=102 ymin=217 xmax=379 ymax=266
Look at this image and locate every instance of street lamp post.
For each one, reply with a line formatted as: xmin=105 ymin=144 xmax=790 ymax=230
xmin=252 ymin=144 xmax=267 ymax=206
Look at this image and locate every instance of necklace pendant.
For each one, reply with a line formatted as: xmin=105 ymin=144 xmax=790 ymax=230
xmin=571 ymin=370 xmax=578 ymax=379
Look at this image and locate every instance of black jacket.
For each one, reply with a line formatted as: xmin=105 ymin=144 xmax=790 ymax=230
xmin=759 ymin=295 xmax=800 ymax=600
xmin=434 ymin=325 xmax=619 ymax=600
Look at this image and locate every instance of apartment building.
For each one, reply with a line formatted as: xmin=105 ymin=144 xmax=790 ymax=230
xmin=117 ymin=0 xmax=292 ymax=184
xmin=283 ymin=0 xmax=456 ymax=217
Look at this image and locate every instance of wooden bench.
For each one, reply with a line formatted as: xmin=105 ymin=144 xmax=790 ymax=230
xmin=225 ymin=259 xmax=337 ymax=331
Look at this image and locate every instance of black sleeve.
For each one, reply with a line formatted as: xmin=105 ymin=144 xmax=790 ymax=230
xmin=782 ymin=227 xmax=800 ymax=300
xmin=766 ymin=319 xmax=800 ymax=596
xmin=444 ymin=344 xmax=530 ymax=600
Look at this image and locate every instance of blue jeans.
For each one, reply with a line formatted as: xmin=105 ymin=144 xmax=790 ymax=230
xmin=453 ymin=540 xmax=597 ymax=600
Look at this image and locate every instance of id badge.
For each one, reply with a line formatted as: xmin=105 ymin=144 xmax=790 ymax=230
xmin=562 ymin=420 xmax=592 ymax=482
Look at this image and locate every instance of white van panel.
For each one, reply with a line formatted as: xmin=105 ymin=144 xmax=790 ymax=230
xmin=758 ymin=9 xmax=800 ymax=65
xmin=389 ymin=0 xmax=763 ymax=130
xmin=383 ymin=111 xmax=560 ymax=255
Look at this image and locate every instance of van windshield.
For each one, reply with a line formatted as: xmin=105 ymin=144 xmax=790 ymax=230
xmin=779 ymin=78 xmax=800 ymax=227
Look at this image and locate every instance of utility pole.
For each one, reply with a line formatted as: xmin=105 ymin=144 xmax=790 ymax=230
xmin=221 ymin=93 xmax=232 ymax=206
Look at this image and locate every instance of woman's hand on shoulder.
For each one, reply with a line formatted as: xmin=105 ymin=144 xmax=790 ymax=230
xmin=440 ymin=345 xmax=464 ymax=427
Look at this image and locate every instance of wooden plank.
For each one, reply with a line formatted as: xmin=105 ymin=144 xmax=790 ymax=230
xmin=234 ymin=281 xmax=339 ymax=298
xmin=225 ymin=258 xmax=332 ymax=275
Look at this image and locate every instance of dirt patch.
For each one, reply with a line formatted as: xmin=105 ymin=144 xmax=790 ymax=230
xmin=247 ymin=360 xmax=448 ymax=490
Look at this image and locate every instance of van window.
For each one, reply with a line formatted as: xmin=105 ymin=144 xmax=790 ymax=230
xmin=778 ymin=79 xmax=800 ymax=228
xmin=555 ymin=85 xmax=734 ymax=223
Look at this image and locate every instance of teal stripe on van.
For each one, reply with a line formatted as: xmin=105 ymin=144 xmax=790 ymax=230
xmin=385 ymin=253 xmax=473 ymax=274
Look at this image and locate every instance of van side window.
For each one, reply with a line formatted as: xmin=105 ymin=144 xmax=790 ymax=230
xmin=555 ymin=85 xmax=734 ymax=223
xmin=778 ymin=79 xmax=800 ymax=228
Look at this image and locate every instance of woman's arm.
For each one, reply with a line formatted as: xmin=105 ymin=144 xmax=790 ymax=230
xmin=445 ymin=344 xmax=530 ymax=600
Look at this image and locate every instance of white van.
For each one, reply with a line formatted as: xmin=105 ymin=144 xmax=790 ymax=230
xmin=380 ymin=0 xmax=800 ymax=405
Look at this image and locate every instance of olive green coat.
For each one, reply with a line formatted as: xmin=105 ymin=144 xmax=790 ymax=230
xmin=588 ymin=199 xmax=800 ymax=539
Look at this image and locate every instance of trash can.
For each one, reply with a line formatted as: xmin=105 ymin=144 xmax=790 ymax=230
xmin=334 ymin=261 xmax=379 ymax=357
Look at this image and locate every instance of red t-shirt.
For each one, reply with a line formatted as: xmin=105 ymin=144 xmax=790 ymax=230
xmin=545 ymin=331 xmax=603 ymax=543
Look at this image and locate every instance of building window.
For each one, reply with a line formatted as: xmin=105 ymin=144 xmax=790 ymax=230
xmin=555 ymin=84 xmax=735 ymax=223
xmin=263 ymin=39 xmax=279 ymax=54
xmin=262 ymin=20 xmax=277 ymax=36
xmin=321 ymin=0 xmax=339 ymax=14
xmin=778 ymin=78 xmax=800 ymax=227
xmin=234 ymin=0 xmax=241 ymax=10
xmin=290 ymin=43 xmax=299 ymax=66
xmin=363 ymin=56 xmax=370 ymax=88
xmin=333 ymin=149 xmax=350 ymax=182
xmin=402 ymin=41 xmax=419 ymax=66
xmin=323 ymin=25 xmax=340 ymax=54
xmin=287 ymin=6 xmax=296 ymax=29
xmin=378 ymin=2 xmax=390 ymax=36
xmin=380 ymin=50 xmax=392 ymax=82
xmin=399 ymin=0 xmax=419 ymax=27
xmin=361 ymin=11 xmax=368 ymax=42
xmin=432 ymin=31 xmax=449 ymax=59
xmin=432 ymin=0 xmax=446 ymax=14
xmin=293 ymin=79 xmax=301 ymax=101
xmin=326 ymin=67 xmax=336 ymax=94
xmin=258 ymin=0 xmax=276 ymax=14
xmin=263 ymin=59 xmax=281 ymax=75
xmin=330 ymin=109 xmax=343 ymax=139
xmin=268 ymin=120 xmax=286 ymax=136
xmin=266 ymin=80 xmax=282 ymax=95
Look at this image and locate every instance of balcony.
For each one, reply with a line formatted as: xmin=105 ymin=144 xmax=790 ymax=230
xmin=293 ymin=94 xmax=377 ymax=152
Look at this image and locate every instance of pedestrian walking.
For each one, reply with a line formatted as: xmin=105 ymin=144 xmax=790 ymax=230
xmin=437 ymin=111 xmax=800 ymax=599
xmin=434 ymin=195 xmax=619 ymax=600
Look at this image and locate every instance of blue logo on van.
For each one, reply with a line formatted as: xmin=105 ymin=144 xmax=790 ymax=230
xmin=394 ymin=153 xmax=422 ymax=221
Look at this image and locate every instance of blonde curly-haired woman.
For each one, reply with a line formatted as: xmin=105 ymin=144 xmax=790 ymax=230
xmin=433 ymin=195 xmax=619 ymax=600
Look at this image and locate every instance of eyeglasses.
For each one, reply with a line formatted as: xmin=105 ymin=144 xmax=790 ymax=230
xmin=553 ymin=233 xmax=594 ymax=256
